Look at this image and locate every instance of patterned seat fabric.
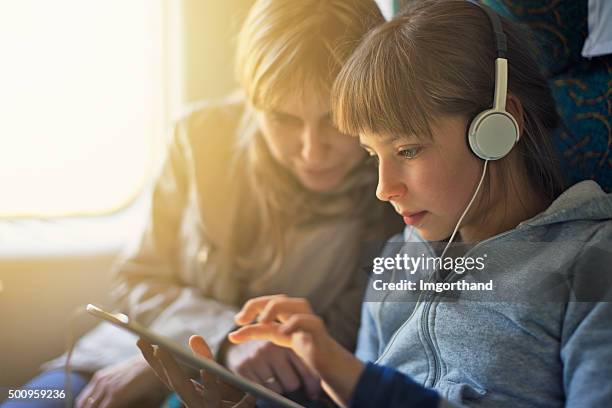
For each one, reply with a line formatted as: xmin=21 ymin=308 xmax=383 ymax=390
xmin=482 ymin=0 xmax=611 ymax=192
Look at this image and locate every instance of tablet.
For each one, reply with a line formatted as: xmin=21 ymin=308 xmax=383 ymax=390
xmin=86 ymin=304 xmax=304 ymax=408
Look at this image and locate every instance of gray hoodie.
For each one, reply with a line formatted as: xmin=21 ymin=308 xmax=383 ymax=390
xmin=355 ymin=180 xmax=612 ymax=407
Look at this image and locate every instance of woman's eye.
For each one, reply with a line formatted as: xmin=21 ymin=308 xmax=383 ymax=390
xmin=323 ymin=117 xmax=339 ymax=131
xmin=367 ymin=154 xmax=380 ymax=166
xmin=398 ymin=146 xmax=422 ymax=160
xmin=270 ymin=113 xmax=301 ymax=127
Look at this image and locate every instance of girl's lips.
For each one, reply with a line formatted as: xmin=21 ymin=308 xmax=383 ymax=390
xmin=402 ymin=211 xmax=427 ymax=225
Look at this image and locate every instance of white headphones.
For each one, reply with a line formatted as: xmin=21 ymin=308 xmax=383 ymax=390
xmin=466 ymin=0 xmax=520 ymax=161
xmin=439 ymin=1 xmax=520 ymax=259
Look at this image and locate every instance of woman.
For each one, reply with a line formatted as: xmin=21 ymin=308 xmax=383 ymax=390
xmin=223 ymin=1 xmax=612 ymax=407
xmin=4 ymin=1 xmax=398 ymax=407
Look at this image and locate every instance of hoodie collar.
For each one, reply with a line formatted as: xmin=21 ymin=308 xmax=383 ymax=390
xmin=520 ymin=180 xmax=610 ymax=227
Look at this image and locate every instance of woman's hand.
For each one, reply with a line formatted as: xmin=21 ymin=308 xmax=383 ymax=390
xmin=137 ymin=336 xmax=255 ymax=408
xmin=75 ymin=355 xmax=166 ymax=408
xmin=228 ymin=295 xmax=365 ymax=407
xmin=225 ymin=340 xmax=321 ymax=400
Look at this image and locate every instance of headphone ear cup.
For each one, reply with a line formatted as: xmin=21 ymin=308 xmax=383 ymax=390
xmin=468 ymin=110 xmax=520 ymax=160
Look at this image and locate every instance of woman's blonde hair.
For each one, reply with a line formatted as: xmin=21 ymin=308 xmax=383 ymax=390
xmin=216 ymin=0 xmax=387 ymax=303
xmin=236 ymin=0 xmax=383 ymax=109
xmin=332 ymin=0 xmax=565 ymax=225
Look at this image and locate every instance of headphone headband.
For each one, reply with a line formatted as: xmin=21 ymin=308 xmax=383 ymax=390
xmin=465 ymin=0 xmax=507 ymax=58
xmin=465 ymin=0 xmax=520 ymax=161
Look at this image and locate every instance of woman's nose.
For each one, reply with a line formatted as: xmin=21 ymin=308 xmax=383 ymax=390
xmin=376 ymin=159 xmax=406 ymax=202
xmin=301 ymin=127 xmax=328 ymax=165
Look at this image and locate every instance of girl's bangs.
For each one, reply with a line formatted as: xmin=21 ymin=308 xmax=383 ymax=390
xmin=332 ymin=23 xmax=435 ymax=140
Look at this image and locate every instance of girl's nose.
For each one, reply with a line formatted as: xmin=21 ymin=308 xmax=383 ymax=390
xmin=376 ymin=159 xmax=406 ymax=202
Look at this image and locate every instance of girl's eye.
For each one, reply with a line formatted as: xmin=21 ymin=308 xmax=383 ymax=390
xmin=398 ymin=146 xmax=422 ymax=160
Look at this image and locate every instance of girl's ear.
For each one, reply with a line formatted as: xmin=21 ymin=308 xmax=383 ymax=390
xmin=506 ymin=94 xmax=525 ymax=139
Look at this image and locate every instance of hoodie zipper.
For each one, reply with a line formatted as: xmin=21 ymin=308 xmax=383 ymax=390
xmin=424 ymin=228 xmax=519 ymax=387
xmin=376 ymin=227 xmax=520 ymax=386
xmin=420 ymin=265 xmax=458 ymax=387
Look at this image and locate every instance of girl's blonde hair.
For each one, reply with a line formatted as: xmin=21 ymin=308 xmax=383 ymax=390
xmin=333 ymin=0 xmax=565 ymax=221
xmin=216 ymin=0 xmax=387 ymax=303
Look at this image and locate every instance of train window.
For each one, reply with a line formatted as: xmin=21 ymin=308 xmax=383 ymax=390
xmin=0 ymin=0 xmax=167 ymax=217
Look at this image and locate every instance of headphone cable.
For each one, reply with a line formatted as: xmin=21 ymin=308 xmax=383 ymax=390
xmin=439 ymin=159 xmax=488 ymax=260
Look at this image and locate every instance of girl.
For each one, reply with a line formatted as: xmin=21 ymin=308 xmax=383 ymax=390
xmin=6 ymin=1 xmax=399 ymax=408
xmin=225 ymin=1 xmax=612 ymax=407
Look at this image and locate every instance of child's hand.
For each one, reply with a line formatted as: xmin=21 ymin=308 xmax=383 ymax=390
xmin=228 ymin=295 xmax=334 ymax=374
xmin=228 ymin=295 xmax=364 ymax=407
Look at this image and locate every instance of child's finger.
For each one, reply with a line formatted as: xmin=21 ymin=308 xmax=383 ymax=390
xmin=234 ymin=294 xmax=287 ymax=325
xmin=280 ymin=314 xmax=326 ymax=336
xmin=228 ymin=323 xmax=291 ymax=347
xmin=258 ymin=297 xmax=314 ymax=324
xmin=278 ymin=315 xmax=333 ymax=373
